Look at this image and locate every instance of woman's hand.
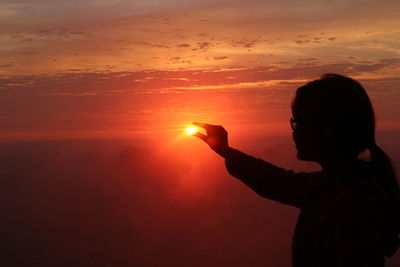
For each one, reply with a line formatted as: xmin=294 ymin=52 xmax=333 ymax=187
xmin=192 ymin=122 xmax=229 ymax=158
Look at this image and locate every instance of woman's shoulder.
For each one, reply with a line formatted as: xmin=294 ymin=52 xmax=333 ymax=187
xmin=332 ymin=163 xmax=385 ymax=210
xmin=343 ymin=161 xmax=384 ymax=195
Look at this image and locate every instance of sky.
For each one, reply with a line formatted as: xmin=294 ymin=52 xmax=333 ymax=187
xmin=1 ymin=1 xmax=400 ymax=265
xmin=1 ymin=0 xmax=400 ymax=141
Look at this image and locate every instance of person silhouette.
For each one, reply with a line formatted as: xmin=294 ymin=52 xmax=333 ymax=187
xmin=193 ymin=74 xmax=400 ymax=267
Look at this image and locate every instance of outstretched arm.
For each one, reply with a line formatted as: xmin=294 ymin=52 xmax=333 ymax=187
xmin=193 ymin=122 xmax=322 ymax=208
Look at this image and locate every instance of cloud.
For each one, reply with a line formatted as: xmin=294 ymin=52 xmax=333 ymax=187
xmin=294 ymin=40 xmax=311 ymax=44
xmin=137 ymin=14 xmax=170 ymax=24
xmin=0 ymin=63 xmax=14 ymax=68
xmin=1 ymin=58 xmax=399 ymax=95
xmin=1 ymin=0 xmax=399 ymax=76
xmin=0 ymin=59 xmax=399 ymax=141
xmin=230 ymin=39 xmax=260 ymax=48
xmin=124 ymin=41 xmax=170 ymax=49
xmin=214 ymin=56 xmax=228 ymax=60
xmin=194 ymin=41 xmax=212 ymax=50
xmin=177 ymin=43 xmax=191 ymax=48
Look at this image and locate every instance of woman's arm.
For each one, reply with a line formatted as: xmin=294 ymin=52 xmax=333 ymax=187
xmin=224 ymin=147 xmax=321 ymax=208
xmin=193 ymin=122 xmax=322 ymax=208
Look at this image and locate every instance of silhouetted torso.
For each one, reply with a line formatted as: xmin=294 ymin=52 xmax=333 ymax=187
xmin=225 ymin=148 xmax=385 ymax=267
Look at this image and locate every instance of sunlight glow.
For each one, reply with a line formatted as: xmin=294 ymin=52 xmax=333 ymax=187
xmin=185 ymin=127 xmax=197 ymax=135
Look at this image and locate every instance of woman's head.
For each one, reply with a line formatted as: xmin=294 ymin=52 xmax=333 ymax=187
xmin=291 ymin=74 xmax=375 ymax=162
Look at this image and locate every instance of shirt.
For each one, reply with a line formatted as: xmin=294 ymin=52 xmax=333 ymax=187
xmin=224 ymin=147 xmax=386 ymax=267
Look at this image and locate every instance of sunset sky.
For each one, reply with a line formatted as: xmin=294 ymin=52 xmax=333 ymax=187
xmin=2 ymin=2 xmax=400 ymax=266
xmin=1 ymin=0 xmax=400 ymax=141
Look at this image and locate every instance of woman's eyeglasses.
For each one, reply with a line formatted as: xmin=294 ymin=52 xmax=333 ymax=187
xmin=290 ymin=117 xmax=297 ymax=130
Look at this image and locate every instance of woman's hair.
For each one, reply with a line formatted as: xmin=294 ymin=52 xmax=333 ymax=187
xmin=292 ymin=73 xmax=400 ymax=257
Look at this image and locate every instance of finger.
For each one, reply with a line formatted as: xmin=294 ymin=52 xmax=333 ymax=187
xmin=192 ymin=122 xmax=208 ymax=129
xmin=193 ymin=122 xmax=217 ymax=130
xmin=193 ymin=132 xmax=207 ymax=142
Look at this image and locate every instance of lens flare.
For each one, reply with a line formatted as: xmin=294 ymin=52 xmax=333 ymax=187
xmin=185 ymin=127 xmax=197 ymax=135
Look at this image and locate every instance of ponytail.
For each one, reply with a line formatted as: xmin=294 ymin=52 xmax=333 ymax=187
xmin=369 ymin=143 xmax=400 ymax=257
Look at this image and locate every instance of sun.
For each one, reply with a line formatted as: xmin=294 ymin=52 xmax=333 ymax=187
xmin=185 ymin=127 xmax=197 ymax=135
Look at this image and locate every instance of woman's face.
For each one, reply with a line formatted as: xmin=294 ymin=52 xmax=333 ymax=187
xmin=291 ymin=112 xmax=326 ymax=162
